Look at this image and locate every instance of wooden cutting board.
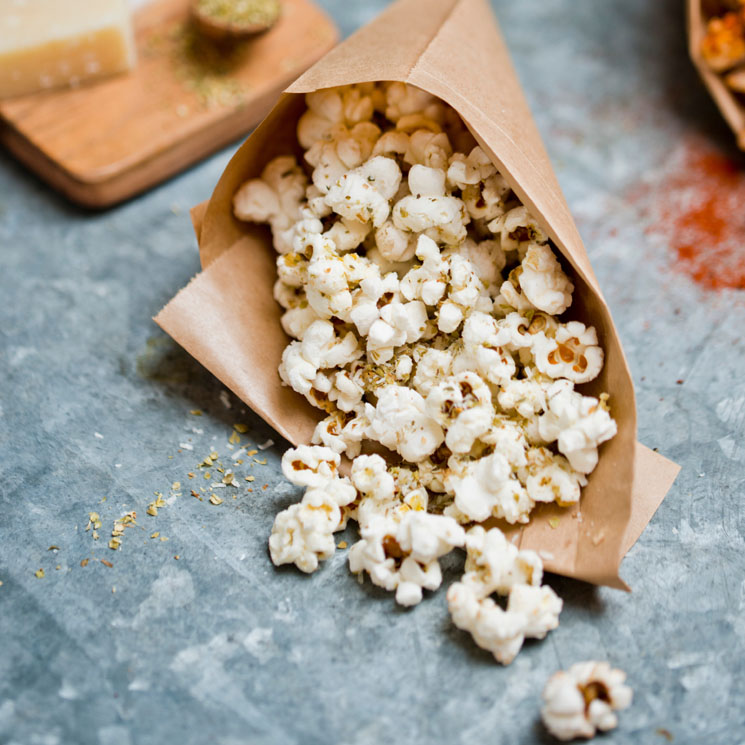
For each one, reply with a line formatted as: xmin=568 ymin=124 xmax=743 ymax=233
xmin=0 ymin=0 xmax=338 ymax=208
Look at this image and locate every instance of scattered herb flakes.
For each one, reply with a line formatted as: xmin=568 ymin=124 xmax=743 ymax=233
xmin=233 ymin=423 xmax=248 ymax=433
xmin=172 ymin=481 xmax=181 ymax=491
xmin=86 ymin=512 xmax=102 ymax=532
xmin=236 ymin=459 xmax=244 ymax=465
xmin=204 ymin=472 xmax=212 ymax=480
xmin=109 ymin=538 xmax=122 ymax=550
xmin=80 ymin=558 xmax=89 ymax=567
xmin=151 ymin=532 xmax=160 ymax=539
xmin=160 ymin=536 xmax=169 ymax=542
xmin=253 ymin=458 xmax=267 ymax=465
xmin=209 ymin=494 xmax=224 ymax=505
xmin=174 ymin=555 xmax=180 ymax=560
xmin=190 ymin=409 xmax=203 ymax=416
xmin=188 ymin=472 xmax=195 ymax=479
xmin=92 ymin=531 xmax=100 ymax=541
xmin=199 ymin=455 xmax=214 ymax=467
xmin=229 ymin=431 xmax=241 ymax=445
xmin=34 ymin=568 xmax=45 ymax=579
xmin=262 ymin=484 xmax=268 ymax=490
xmin=548 ymin=517 xmax=560 ymax=529
xmin=147 ymin=504 xmax=159 ymax=517
xmin=338 ymin=541 xmax=348 ymax=549
xmin=55 ymin=565 xmax=61 ymax=570
xmin=246 ymin=449 xmax=258 ymax=457
xmin=191 ymin=490 xmax=200 ymax=497
xmin=0 ymin=581 xmax=3 ymax=587
xmin=48 ymin=545 xmax=60 ymax=551
xmin=245 ymin=475 xmax=255 ymax=482
xmin=222 ymin=471 xmax=239 ymax=487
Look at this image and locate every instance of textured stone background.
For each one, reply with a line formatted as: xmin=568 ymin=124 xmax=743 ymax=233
xmin=1 ymin=1 xmax=744 ymax=743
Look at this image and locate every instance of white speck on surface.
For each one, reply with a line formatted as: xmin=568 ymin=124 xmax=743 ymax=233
xmin=115 ymin=463 xmax=122 ymax=468
xmin=94 ymin=432 xmax=104 ymax=439
xmin=179 ymin=442 xmax=194 ymax=451
xmin=58 ymin=680 xmax=79 ymax=700
xmin=219 ymin=390 xmax=231 ymax=408
xmin=128 ymin=678 xmax=150 ymax=692
xmin=231 ymin=448 xmax=246 ymax=461
xmin=243 ymin=628 xmax=275 ymax=663
xmin=258 ymin=439 xmax=274 ymax=450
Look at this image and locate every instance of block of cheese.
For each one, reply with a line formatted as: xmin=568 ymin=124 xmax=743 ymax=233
xmin=0 ymin=0 xmax=136 ymax=99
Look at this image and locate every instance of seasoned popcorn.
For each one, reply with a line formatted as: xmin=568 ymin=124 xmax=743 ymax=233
xmin=447 ymin=526 xmax=561 ymax=664
xmin=541 ymin=661 xmax=633 ymax=741
xmin=233 ymin=83 xmax=616 ymax=650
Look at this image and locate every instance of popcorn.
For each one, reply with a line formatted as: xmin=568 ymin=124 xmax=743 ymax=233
xmin=393 ymin=165 xmax=468 ymax=245
xmin=519 ymin=446 xmax=587 ymax=507
xmin=538 ymin=383 xmax=617 ymax=474
xmin=304 ymin=121 xmax=380 ymax=194
xmin=233 ymin=84 xmax=617 ymax=653
xmin=533 ymin=320 xmax=604 ymax=384
xmin=425 ymin=371 xmax=493 ymax=454
xmin=446 ymin=146 xmax=496 ymax=190
xmin=518 ymin=244 xmax=574 ymax=316
xmin=366 ymin=299 xmax=428 ymax=363
xmin=454 ymin=311 xmax=516 ymax=385
xmin=400 ymin=234 xmax=449 ymax=306
xmin=297 ymin=85 xmax=376 ymax=149
xmin=325 ymin=156 xmax=402 ymax=228
xmin=411 ymin=345 xmax=455 ymax=396
xmin=268 ymin=490 xmax=340 ymax=573
xmin=445 ymin=452 xmax=534 ymax=524
xmin=447 ymin=527 xmax=561 ymax=664
xmin=488 ymin=205 xmax=547 ymax=255
xmin=279 ymin=320 xmax=361 ymax=397
xmin=368 ymin=385 xmax=445 ymax=462
xmin=541 ymin=662 xmax=633 ymax=741
xmin=280 ymin=445 xmax=340 ymax=488
xmin=233 ymin=156 xmax=307 ymax=254
xmin=349 ymin=511 xmax=465 ymax=605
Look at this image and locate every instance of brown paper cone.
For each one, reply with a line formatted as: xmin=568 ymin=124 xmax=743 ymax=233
xmin=688 ymin=0 xmax=745 ymax=149
xmin=156 ymin=0 xmax=679 ymax=589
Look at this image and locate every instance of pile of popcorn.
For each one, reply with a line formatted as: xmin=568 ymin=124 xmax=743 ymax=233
xmin=233 ymin=81 xmax=626 ymax=737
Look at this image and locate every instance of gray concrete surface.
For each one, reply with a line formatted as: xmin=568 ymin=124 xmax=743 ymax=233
xmin=1 ymin=1 xmax=743 ymax=743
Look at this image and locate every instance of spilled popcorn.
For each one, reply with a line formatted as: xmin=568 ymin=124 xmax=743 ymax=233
xmin=233 ymin=82 xmax=618 ymax=665
xmin=541 ymin=661 xmax=633 ymax=740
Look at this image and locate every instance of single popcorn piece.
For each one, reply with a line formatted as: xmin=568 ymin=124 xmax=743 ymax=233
xmin=400 ymin=235 xmax=449 ymax=306
xmin=425 ymin=371 xmax=494 ymax=454
xmin=539 ymin=383 xmax=617 ymax=474
xmin=519 ymin=446 xmax=587 ymax=507
xmin=533 ymin=320 xmax=604 ymax=384
xmin=454 ymin=311 xmax=516 ymax=385
xmin=488 ymin=205 xmax=548 ymax=255
xmin=325 ymin=156 xmax=402 ymax=227
xmin=349 ymin=511 xmax=465 ymax=606
xmin=368 ymin=385 xmax=445 ymax=462
xmin=445 ymin=452 xmax=534 ymax=524
xmin=541 ymin=661 xmax=633 ymax=741
xmin=233 ymin=156 xmax=308 ymax=254
xmin=304 ymin=121 xmax=381 ymax=194
xmin=393 ymin=165 xmax=469 ymax=245
xmin=297 ymin=85 xmax=376 ymax=149
xmin=268 ymin=488 xmax=340 ymax=573
xmin=280 ymin=445 xmax=340 ymax=488
xmin=279 ymin=320 xmax=361 ymax=397
xmin=518 ymin=244 xmax=574 ymax=316
xmin=447 ymin=526 xmax=561 ymax=664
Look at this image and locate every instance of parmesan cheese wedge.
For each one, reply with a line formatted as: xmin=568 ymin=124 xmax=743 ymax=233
xmin=0 ymin=0 xmax=136 ymax=99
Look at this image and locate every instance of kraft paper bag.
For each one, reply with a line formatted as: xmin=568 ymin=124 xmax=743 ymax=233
xmin=157 ymin=0 xmax=680 ymax=590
